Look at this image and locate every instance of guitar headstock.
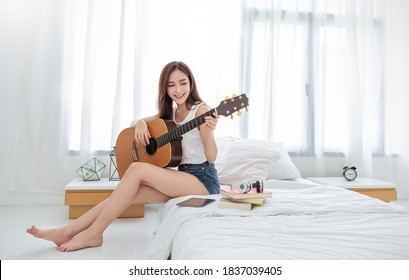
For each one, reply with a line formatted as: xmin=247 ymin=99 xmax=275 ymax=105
xmin=216 ymin=93 xmax=249 ymax=119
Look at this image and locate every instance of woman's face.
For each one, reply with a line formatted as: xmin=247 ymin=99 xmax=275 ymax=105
xmin=167 ymin=69 xmax=190 ymax=106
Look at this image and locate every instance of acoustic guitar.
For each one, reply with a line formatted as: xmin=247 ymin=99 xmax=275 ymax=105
xmin=115 ymin=94 xmax=249 ymax=178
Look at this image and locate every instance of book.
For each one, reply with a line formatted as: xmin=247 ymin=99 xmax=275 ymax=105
xmin=220 ymin=187 xmax=272 ymax=200
xmin=231 ymin=197 xmax=265 ymax=205
xmin=219 ymin=198 xmax=253 ymax=210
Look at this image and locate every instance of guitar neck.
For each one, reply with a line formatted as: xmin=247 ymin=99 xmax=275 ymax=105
xmin=156 ymin=108 xmax=216 ymax=148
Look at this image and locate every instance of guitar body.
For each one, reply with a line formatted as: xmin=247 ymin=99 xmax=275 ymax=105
xmin=115 ymin=119 xmax=182 ymax=178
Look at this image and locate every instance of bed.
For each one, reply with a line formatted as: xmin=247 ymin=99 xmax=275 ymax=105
xmin=147 ymin=138 xmax=409 ymax=260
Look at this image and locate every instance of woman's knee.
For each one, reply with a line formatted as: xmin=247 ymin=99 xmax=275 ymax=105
xmin=125 ymin=162 xmax=148 ymax=177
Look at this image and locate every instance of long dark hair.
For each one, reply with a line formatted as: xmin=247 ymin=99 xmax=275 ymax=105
xmin=157 ymin=61 xmax=203 ymax=119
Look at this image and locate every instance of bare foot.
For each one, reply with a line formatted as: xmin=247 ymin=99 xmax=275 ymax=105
xmin=26 ymin=225 xmax=72 ymax=246
xmin=57 ymin=230 xmax=103 ymax=252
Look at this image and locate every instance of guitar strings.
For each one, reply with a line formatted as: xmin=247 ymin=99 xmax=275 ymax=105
xmin=132 ymin=109 xmax=216 ymax=158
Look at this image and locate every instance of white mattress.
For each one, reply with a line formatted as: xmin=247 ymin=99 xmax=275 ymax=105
xmin=147 ymin=180 xmax=409 ymax=260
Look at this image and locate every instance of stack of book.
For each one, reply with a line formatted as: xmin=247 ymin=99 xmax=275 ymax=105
xmin=219 ymin=187 xmax=272 ymax=210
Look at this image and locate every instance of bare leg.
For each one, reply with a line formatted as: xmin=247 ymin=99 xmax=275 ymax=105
xmin=57 ymin=162 xmax=208 ymax=251
xmin=29 ymin=162 xmax=207 ymax=252
xmin=26 ymin=198 xmax=109 ymax=246
xmin=26 ymin=185 xmax=169 ymax=247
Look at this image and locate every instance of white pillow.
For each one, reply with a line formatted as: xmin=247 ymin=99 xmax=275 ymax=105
xmin=216 ymin=140 xmax=281 ymax=185
xmin=215 ymin=137 xmax=235 ymax=163
xmin=235 ymin=138 xmax=301 ymax=180
xmin=215 ymin=137 xmax=302 ymax=180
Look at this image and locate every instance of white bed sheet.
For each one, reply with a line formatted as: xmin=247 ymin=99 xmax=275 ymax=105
xmin=147 ymin=180 xmax=409 ymax=260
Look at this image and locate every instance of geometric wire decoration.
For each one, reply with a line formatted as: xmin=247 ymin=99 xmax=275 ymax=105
xmin=109 ymin=152 xmax=120 ymax=181
xmin=76 ymin=157 xmax=106 ymax=181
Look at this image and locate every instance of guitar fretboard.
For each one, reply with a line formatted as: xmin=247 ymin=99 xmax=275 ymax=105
xmin=156 ymin=108 xmax=216 ymax=148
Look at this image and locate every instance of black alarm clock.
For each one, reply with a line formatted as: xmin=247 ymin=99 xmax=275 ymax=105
xmin=343 ymin=166 xmax=357 ymax=181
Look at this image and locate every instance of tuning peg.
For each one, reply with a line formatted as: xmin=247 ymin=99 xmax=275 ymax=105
xmin=225 ymin=96 xmax=230 ymax=100
xmin=245 ymin=107 xmax=248 ymax=112
xmin=232 ymin=93 xmax=237 ymax=97
xmin=237 ymin=111 xmax=242 ymax=117
xmin=230 ymin=115 xmax=234 ymax=120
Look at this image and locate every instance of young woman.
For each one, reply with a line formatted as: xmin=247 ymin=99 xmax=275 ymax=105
xmin=27 ymin=61 xmax=220 ymax=252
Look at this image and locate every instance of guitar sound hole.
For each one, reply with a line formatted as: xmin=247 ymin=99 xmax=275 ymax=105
xmin=145 ymin=138 xmax=157 ymax=156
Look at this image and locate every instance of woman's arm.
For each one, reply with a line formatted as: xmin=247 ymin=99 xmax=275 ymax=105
xmin=130 ymin=114 xmax=158 ymax=127
xmin=196 ymin=104 xmax=219 ymax=163
xmin=130 ymin=114 xmax=159 ymax=145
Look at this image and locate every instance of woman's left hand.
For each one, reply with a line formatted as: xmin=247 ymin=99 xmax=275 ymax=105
xmin=204 ymin=111 xmax=219 ymax=130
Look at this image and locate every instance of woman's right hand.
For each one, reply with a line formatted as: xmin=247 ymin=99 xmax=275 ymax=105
xmin=134 ymin=119 xmax=151 ymax=146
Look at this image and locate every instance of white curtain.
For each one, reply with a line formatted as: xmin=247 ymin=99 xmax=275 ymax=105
xmin=3 ymin=0 xmax=409 ymax=201
xmin=2 ymin=0 xmax=77 ymax=196
xmin=64 ymin=0 xmax=242 ymax=154
xmin=242 ymin=0 xmax=387 ymax=177
xmin=3 ymin=0 xmax=241 ymax=195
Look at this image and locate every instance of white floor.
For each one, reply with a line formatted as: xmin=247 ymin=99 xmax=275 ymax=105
xmin=1 ymin=200 xmax=409 ymax=260
xmin=0 ymin=203 xmax=163 ymax=260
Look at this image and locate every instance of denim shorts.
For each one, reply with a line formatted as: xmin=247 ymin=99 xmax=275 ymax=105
xmin=178 ymin=161 xmax=220 ymax=194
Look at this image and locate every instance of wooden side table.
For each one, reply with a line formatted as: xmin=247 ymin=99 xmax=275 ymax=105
xmin=64 ymin=178 xmax=144 ymax=218
xmin=307 ymin=177 xmax=397 ymax=202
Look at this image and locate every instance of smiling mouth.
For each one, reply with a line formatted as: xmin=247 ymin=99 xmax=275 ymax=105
xmin=175 ymin=93 xmax=185 ymax=99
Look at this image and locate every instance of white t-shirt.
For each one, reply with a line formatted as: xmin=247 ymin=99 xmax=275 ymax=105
xmin=173 ymin=103 xmax=208 ymax=164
